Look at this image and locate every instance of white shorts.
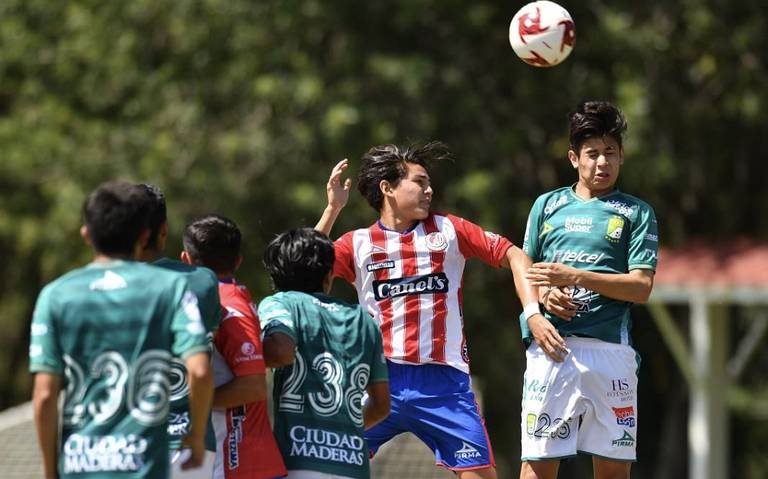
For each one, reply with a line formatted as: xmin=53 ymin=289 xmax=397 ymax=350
xmin=520 ymin=337 xmax=638 ymax=462
xmin=170 ymin=449 xmax=217 ymax=479
xmin=285 ymin=470 xmax=355 ymax=479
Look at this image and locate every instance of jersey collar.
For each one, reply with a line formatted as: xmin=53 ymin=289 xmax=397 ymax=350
xmin=569 ymin=183 xmax=621 ymax=203
xmin=376 ymin=219 xmax=420 ymax=235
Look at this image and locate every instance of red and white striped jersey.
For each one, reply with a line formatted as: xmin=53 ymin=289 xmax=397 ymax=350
xmin=333 ymin=212 xmax=513 ymax=374
xmin=211 ymin=281 xmax=286 ymax=479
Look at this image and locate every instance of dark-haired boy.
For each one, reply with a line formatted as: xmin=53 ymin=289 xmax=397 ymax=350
xmin=519 ymin=101 xmax=658 ymax=479
xmin=136 ymin=184 xmax=222 ymax=478
xmin=259 ymin=228 xmax=390 ymax=479
xmin=30 ymin=181 xmax=213 ymax=479
xmin=182 ymin=214 xmax=287 ymax=479
xmin=315 ymin=143 xmax=544 ymax=479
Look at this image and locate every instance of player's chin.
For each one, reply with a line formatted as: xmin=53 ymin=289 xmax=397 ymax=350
xmin=415 ymin=207 xmax=430 ymax=219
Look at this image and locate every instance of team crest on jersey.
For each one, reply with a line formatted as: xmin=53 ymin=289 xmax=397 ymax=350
xmin=605 ymin=216 xmax=625 ymax=243
xmin=425 ymin=232 xmax=448 ymax=251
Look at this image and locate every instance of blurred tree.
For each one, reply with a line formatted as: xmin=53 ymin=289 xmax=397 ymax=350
xmin=1 ymin=0 xmax=766 ymax=476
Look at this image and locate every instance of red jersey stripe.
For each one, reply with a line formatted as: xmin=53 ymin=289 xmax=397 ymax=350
xmin=369 ymin=226 xmax=394 ymax=357
xmin=399 ymin=233 xmax=420 ymax=363
xmin=424 ymin=216 xmax=447 ymax=363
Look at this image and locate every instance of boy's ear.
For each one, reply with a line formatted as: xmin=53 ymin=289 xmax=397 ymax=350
xmin=80 ymin=225 xmax=91 ymax=245
xmin=180 ymin=251 xmax=192 ymax=265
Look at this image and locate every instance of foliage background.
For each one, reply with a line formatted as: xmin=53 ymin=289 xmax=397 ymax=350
xmin=1 ymin=0 xmax=767 ymax=476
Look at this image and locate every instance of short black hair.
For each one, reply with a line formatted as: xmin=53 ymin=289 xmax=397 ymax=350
xmin=568 ymin=101 xmax=628 ymax=153
xmin=136 ymin=183 xmax=167 ymax=250
xmin=263 ymin=228 xmax=334 ymax=293
xmin=183 ymin=215 xmax=242 ymax=275
xmin=357 ymin=141 xmax=452 ymax=212
xmin=82 ymin=181 xmax=151 ymax=256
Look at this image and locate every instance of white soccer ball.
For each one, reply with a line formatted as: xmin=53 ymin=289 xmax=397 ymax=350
xmin=509 ymin=1 xmax=575 ymax=67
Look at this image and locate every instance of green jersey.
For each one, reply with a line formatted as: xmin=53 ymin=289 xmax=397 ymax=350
xmin=258 ymin=291 xmax=388 ymax=479
xmin=153 ymin=257 xmax=221 ymax=451
xmin=521 ymin=186 xmax=658 ymax=345
xmin=29 ymin=260 xmax=209 ymax=479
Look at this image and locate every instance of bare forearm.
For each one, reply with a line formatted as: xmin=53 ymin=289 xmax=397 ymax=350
xmin=505 ymin=247 xmax=540 ymax=306
xmin=314 ymin=206 xmax=342 ymax=236
xmin=33 ymin=376 xmax=60 ymax=479
xmin=35 ymin=400 xmax=59 ymax=478
xmin=186 ymin=357 xmax=213 ymax=439
xmin=575 ymin=270 xmax=653 ymax=303
xmin=363 ymin=382 xmax=391 ymax=430
xmin=213 ymin=375 xmax=266 ymax=409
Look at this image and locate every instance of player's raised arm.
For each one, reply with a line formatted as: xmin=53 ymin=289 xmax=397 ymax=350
xmin=314 ymin=158 xmax=352 ymax=236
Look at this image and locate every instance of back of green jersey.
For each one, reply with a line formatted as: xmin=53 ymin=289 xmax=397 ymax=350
xmin=258 ymin=291 xmax=388 ymax=479
xmin=153 ymin=257 xmax=221 ymax=451
xmin=522 ymin=187 xmax=658 ymax=344
xmin=29 ymin=261 xmax=209 ymax=479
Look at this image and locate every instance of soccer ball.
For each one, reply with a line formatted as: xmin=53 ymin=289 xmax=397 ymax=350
xmin=509 ymin=1 xmax=575 ymax=67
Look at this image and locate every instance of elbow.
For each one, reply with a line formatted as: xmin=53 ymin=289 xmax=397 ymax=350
xmin=634 ymin=282 xmax=655 ymax=304
xmin=186 ymin=358 xmax=213 ymax=384
xmin=372 ymin=395 xmax=391 ymax=422
xmin=265 ymin=353 xmax=294 ymax=369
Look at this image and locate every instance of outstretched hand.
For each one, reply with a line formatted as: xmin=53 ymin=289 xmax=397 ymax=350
xmin=326 ymin=159 xmax=352 ymax=210
xmin=526 ymin=262 xmax=580 ymax=287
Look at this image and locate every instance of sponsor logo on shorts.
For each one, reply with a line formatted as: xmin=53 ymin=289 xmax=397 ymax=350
xmin=525 ymin=412 xmax=572 ymax=439
xmin=613 ymin=406 xmax=636 ymax=427
xmin=645 ymin=233 xmax=658 ymax=242
xmin=605 ymin=216 xmax=625 ymax=243
xmin=612 ymin=430 xmax=635 ymax=447
xmin=227 ymin=406 xmax=246 ymax=470
xmin=454 ymin=442 xmax=482 ymax=460
xmin=373 ymin=273 xmax=449 ymax=301
xmin=522 ymin=378 xmax=548 ymax=403
xmin=366 ymin=260 xmax=395 ymax=272
xmin=607 ymin=378 xmax=634 ymax=402
xmin=425 ymin=232 xmax=449 ymax=251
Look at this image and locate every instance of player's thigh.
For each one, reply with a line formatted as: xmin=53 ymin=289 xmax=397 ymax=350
xmin=169 ymin=449 xmax=216 ymax=479
xmin=285 ymin=470 xmax=356 ymax=479
xmin=592 ymin=456 xmax=631 ymax=479
xmin=521 ymin=343 xmax=580 ymax=461
xmin=457 ymin=466 xmax=497 ymax=479
xmin=405 ymin=368 xmax=495 ymax=470
xmin=576 ymin=342 xmax=638 ymax=461
xmin=364 ymin=390 xmax=407 ymax=455
xmin=519 ymin=460 xmax=560 ymax=479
